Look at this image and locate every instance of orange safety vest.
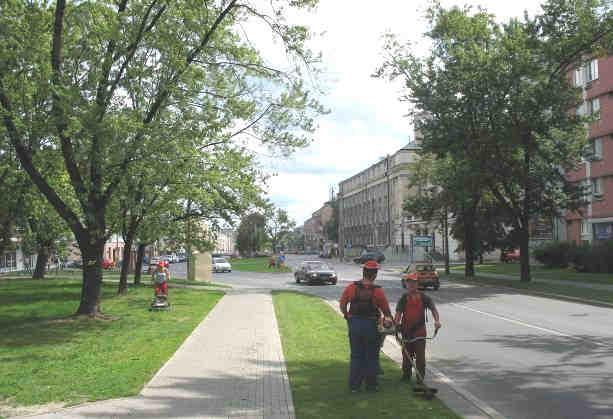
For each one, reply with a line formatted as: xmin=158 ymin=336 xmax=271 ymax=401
xmin=402 ymin=293 xmax=426 ymax=338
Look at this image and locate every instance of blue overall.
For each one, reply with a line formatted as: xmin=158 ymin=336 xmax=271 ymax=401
xmin=348 ymin=316 xmax=379 ymax=390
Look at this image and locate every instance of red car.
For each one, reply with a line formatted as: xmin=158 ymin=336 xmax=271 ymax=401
xmin=102 ymin=258 xmax=114 ymax=269
xmin=501 ymin=249 xmax=520 ymax=263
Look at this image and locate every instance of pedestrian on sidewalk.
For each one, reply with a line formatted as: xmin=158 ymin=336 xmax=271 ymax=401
xmin=340 ymin=260 xmax=393 ymax=392
xmin=395 ymin=275 xmax=441 ymax=387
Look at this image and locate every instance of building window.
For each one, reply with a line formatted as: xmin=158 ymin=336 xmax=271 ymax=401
xmin=591 ymin=137 xmax=603 ymax=160
xmin=586 ymin=59 xmax=599 ymax=82
xmin=589 ymin=97 xmax=600 ymax=118
xmin=581 ymin=220 xmax=590 ymax=235
xmin=592 ymin=177 xmax=603 ymax=199
xmin=574 ymin=59 xmax=599 ymax=86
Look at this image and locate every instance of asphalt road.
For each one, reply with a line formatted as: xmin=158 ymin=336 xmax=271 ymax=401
xmin=169 ymin=254 xmax=613 ymax=419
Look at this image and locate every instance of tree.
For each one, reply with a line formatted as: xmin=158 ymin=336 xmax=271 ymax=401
xmin=236 ymin=213 xmax=267 ymax=256
xmin=323 ymin=200 xmax=338 ymax=243
xmin=1 ymin=1 xmax=324 ymax=315
xmin=378 ymin=1 xmax=612 ymax=281
xmin=265 ymin=208 xmax=295 ymax=252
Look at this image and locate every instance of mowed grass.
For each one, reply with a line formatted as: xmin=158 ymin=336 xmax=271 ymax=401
xmin=272 ymin=292 xmax=459 ymax=419
xmin=450 ymin=263 xmax=613 ymax=285
xmin=445 ymin=274 xmax=613 ymax=305
xmin=0 ymin=278 xmax=223 ymax=412
xmin=230 ymin=257 xmax=292 ymax=273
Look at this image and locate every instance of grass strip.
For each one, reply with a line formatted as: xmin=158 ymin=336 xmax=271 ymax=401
xmin=445 ymin=274 xmax=613 ymax=306
xmin=449 ymin=263 xmax=613 ymax=285
xmin=0 ymin=279 xmax=223 ymax=413
xmin=273 ymin=291 xmax=459 ymax=419
xmin=230 ymin=257 xmax=292 ymax=273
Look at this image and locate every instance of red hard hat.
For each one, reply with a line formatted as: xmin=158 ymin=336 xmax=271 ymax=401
xmin=363 ymin=260 xmax=380 ymax=270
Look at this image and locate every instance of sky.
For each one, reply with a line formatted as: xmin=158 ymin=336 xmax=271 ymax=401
xmin=253 ymin=0 xmax=544 ymax=226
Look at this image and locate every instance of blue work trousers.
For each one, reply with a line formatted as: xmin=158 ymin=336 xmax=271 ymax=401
xmin=348 ymin=316 xmax=379 ymax=390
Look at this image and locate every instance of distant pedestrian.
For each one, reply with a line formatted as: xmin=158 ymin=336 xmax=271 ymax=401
xmin=340 ymin=260 xmax=392 ymax=392
xmin=268 ymin=255 xmax=276 ymax=269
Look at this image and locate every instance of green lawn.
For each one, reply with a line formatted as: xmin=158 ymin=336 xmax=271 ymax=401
xmin=450 ymin=263 xmax=613 ymax=285
xmin=273 ymin=292 xmax=459 ymax=419
xmin=0 ymin=278 xmax=223 ymax=415
xmin=230 ymin=257 xmax=292 ymax=273
xmin=445 ymin=275 xmax=613 ymax=305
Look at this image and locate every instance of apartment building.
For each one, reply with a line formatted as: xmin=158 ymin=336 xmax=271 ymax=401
xmin=567 ymin=55 xmax=613 ymax=243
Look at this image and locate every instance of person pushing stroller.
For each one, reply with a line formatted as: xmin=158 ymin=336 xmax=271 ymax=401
xmin=150 ymin=261 xmax=170 ymax=310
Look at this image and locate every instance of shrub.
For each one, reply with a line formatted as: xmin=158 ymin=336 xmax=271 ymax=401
xmin=533 ymin=241 xmax=574 ymax=268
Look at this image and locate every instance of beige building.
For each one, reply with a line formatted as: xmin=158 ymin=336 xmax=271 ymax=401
xmin=338 ymin=143 xmax=421 ymax=252
xmin=338 ymin=142 xmax=461 ymax=262
xmin=303 ymin=205 xmax=334 ymax=252
xmin=214 ymin=229 xmax=237 ymax=255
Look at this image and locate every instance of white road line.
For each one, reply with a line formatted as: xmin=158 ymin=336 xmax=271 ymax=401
xmin=386 ymin=337 xmax=507 ymax=419
xmin=449 ymin=302 xmax=573 ymax=338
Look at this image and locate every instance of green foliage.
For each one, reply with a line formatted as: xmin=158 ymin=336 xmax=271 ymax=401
xmin=0 ymin=279 xmax=223 ymax=409
xmin=377 ymin=1 xmax=612 ymax=280
xmin=265 ymin=207 xmax=296 ymax=251
xmin=533 ymin=241 xmax=577 ymax=268
xmin=533 ymin=240 xmax=613 ymax=272
xmin=236 ymin=212 xmax=268 ymax=256
xmin=323 ymin=200 xmax=338 ymax=242
xmin=1 ymin=1 xmax=324 ymax=311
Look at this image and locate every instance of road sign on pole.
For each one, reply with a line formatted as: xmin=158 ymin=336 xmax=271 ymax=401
xmin=413 ymin=236 xmax=433 ymax=247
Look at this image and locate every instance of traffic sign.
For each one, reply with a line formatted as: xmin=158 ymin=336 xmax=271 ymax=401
xmin=413 ymin=236 xmax=433 ymax=247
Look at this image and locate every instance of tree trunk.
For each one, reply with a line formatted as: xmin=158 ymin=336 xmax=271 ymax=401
xmin=76 ymin=241 xmax=104 ymax=316
xmin=118 ymin=234 xmax=134 ymax=295
xmin=443 ymin=208 xmax=450 ymax=275
xmin=33 ymin=244 xmax=50 ymax=280
xmin=464 ymin=211 xmax=475 ymax=280
xmin=134 ymin=243 xmax=146 ymax=285
xmin=519 ymin=227 xmax=531 ymax=282
xmin=520 ymin=130 xmax=532 ymax=282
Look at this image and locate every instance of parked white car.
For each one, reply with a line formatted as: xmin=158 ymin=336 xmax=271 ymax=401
xmin=212 ymin=257 xmax=232 ymax=273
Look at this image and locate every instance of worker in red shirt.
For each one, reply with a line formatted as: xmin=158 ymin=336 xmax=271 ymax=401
xmin=340 ymin=260 xmax=393 ymax=392
xmin=395 ymin=274 xmax=441 ymax=386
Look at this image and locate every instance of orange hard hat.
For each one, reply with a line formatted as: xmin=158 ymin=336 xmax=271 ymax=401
xmin=363 ymin=260 xmax=380 ymax=270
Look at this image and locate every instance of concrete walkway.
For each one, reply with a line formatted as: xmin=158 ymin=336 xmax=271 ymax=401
xmin=16 ymin=291 xmax=294 ymax=419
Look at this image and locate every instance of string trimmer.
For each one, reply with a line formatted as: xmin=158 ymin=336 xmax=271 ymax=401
xmin=394 ymin=328 xmax=439 ymax=400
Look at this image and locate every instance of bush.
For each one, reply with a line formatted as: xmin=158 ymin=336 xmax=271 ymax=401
xmin=533 ymin=241 xmax=574 ymax=268
xmin=534 ymin=240 xmax=613 ymax=273
xmin=533 ymin=240 xmax=613 ymax=273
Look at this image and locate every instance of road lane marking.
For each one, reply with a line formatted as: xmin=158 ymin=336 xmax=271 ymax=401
xmin=386 ymin=335 xmax=508 ymax=419
xmin=449 ymin=302 xmax=573 ymax=338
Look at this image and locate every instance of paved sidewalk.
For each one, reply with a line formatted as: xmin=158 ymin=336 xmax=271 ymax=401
xmin=16 ymin=291 xmax=294 ymax=419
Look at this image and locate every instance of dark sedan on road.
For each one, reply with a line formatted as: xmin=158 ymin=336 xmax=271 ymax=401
xmin=353 ymin=250 xmax=385 ymax=264
xmin=294 ymin=261 xmax=338 ymax=285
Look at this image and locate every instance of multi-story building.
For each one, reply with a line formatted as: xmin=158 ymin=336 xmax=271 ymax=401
xmin=303 ymin=205 xmax=334 ymax=252
xmin=214 ymin=229 xmax=237 ymax=255
xmin=338 ymin=144 xmax=418 ymax=252
xmin=337 ymin=141 xmax=462 ymax=263
xmin=566 ymin=55 xmax=613 ymax=243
